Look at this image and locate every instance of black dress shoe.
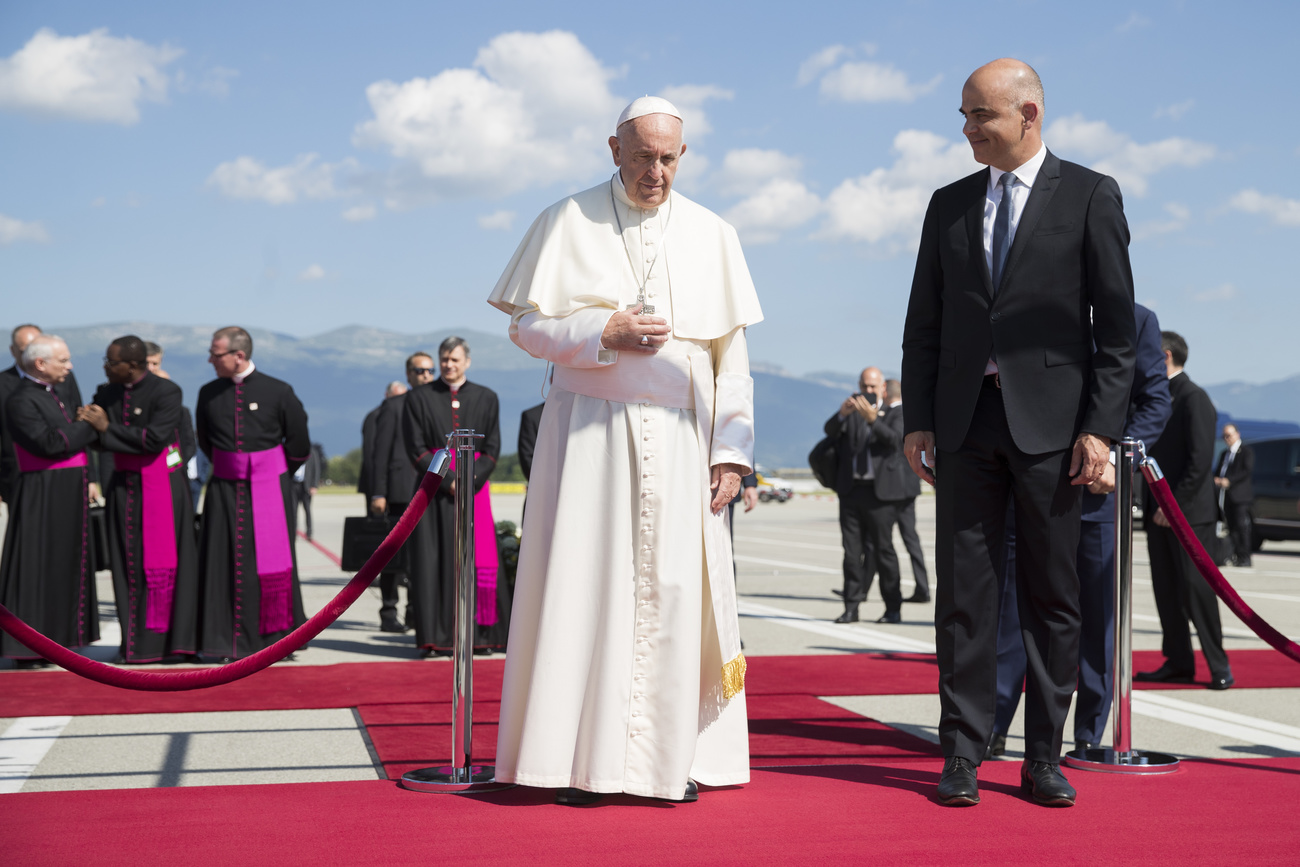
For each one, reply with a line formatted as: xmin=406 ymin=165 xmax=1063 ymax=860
xmin=984 ymin=732 xmax=1007 ymax=759
xmin=904 ymin=593 xmax=931 ymax=603
xmin=1021 ymin=761 xmax=1076 ymax=806
xmin=14 ymin=658 xmax=51 ymax=670
xmin=1208 ymin=671 xmax=1235 ymax=690
xmin=833 ymin=608 xmax=859 ymax=623
xmin=937 ymin=756 xmax=979 ymax=806
xmin=1134 ymin=662 xmax=1194 ymax=683
xmin=556 ymin=787 xmax=603 ymax=806
xmin=680 ymin=780 xmax=699 ymax=802
xmin=876 ymin=611 xmax=901 ymax=624
xmin=379 ymin=617 xmax=407 ymax=634
xmin=1074 ymin=740 xmax=1097 ymax=753
xmin=831 ymin=588 xmax=844 ymax=598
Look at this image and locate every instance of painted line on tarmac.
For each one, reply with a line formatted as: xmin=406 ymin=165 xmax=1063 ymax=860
xmin=734 ymin=535 xmax=846 ymax=554
xmin=738 ymin=599 xmax=936 ymax=654
xmin=1131 ymin=693 xmax=1300 ymax=753
xmin=0 ymin=716 xmax=72 ymax=794
xmin=735 ymin=555 xmax=840 ymax=575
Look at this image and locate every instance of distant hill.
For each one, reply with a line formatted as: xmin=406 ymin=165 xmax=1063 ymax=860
xmin=28 ymin=323 xmax=1300 ymax=469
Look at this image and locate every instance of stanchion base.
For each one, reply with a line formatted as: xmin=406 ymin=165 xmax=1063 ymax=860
xmin=400 ymin=765 xmax=515 ymax=794
xmin=1063 ymin=748 xmax=1180 ymax=774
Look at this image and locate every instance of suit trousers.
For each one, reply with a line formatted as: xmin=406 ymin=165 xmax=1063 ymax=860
xmin=379 ymin=501 xmax=410 ymax=623
xmin=897 ymin=497 xmax=930 ymax=597
xmin=935 ymin=381 xmax=1082 ymax=764
xmin=1224 ymin=500 xmax=1253 ymax=564
xmin=838 ymin=483 xmax=903 ymax=613
xmin=1146 ymin=521 xmax=1229 ymax=676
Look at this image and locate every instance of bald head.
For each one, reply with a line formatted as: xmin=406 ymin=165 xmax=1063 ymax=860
xmin=10 ymin=324 xmax=40 ymax=363
xmin=961 ymin=58 xmax=1045 ymax=172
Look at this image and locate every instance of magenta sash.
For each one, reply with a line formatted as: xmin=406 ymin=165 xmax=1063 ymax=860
xmin=115 ymin=445 xmax=181 ymax=633
xmin=15 ymin=444 xmax=89 ymax=473
xmin=212 ymin=445 xmax=295 ymax=634
xmin=448 ymin=450 xmax=500 ymax=626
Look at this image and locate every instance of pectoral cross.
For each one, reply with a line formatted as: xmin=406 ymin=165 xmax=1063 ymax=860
xmin=628 ymin=292 xmax=655 ymax=315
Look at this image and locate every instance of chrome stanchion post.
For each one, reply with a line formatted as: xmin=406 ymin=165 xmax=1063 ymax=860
xmin=401 ymin=432 xmax=513 ymax=794
xmin=1065 ymin=438 xmax=1179 ymax=774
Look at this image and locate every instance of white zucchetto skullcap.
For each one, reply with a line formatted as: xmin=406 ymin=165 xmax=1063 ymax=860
xmin=616 ymin=96 xmax=683 ymax=130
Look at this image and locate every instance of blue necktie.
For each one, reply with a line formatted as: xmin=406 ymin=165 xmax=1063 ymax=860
xmin=991 ymin=172 xmax=1017 ymax=291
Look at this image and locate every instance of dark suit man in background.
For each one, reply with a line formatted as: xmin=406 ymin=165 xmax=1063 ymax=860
xmin=902 ymin=59 xmax=1136 ymax=807
xmin=293 ymin=443 xmax=326 ymax=539
xmin=987 ymin=303 xmax=1170 ymax=758
xmin=371 ymin=356 xmax=433 ymax=633
xmin=1215 ymin=423 xmax=1255 ymax=567
xmin=1137 ymin=332 xmax=1232 ymax=689
xmin=825 ymin=366 xmax=908 ymax=624
xmin=885 ymin=379 xmax=930 ymax=604
xmin=518 ymin=402 xmax=545 ymax=483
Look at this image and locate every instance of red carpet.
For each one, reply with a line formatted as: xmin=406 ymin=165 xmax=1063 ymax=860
xmin=4 ymin=649 xmax=1295 ymax=718
xmin=4 ymin=760 xmax=1298 ymax=865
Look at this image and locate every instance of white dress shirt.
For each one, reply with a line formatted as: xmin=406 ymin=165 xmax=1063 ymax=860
xmin=984 ymin=143 xmax=1048 ymax=375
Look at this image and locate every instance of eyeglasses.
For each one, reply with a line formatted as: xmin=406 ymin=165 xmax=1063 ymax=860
xmin=103 ymin=356 xmax=129 ymax=366
xmin=209 ymin=350 xmax=238 ymax=359
xmin=409 ymin=367 xmax=435 ymax=375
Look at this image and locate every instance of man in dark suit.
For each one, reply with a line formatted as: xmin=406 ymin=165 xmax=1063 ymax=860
xmin=1215 ymin=423 xmax=1255 ymax=567
xmin=885 ymin=379 xmax=930 ymax=604
xmin=987 ymin=303 xmax=1171 ymax=758
xmin=1137 ymin=332 xmax=1232 ymax=689
xmin=901 ymin=59 xmax=1136 ymax=807
xmin=518 ymin=402 xmax=545 ymax=483
xmin=370 ymin=356 xmax=432 ymax=633
xmin=825 ymin=366 xmax=910 ymax=624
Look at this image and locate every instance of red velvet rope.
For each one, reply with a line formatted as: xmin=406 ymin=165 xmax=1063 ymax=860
xmin=0 ymin=469 xmax=444 ymax=690
xmin=1142 ymin=466 xmax=1300 ymax=664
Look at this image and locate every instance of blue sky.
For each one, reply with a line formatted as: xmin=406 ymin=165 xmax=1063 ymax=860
xmin=3 ymin=1 xmax=1298 ymax=383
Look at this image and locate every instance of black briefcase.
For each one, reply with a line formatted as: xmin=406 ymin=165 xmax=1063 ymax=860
xmin=341 ymin=515 xmax=406 ymax=573
xmin=808 ymin=436 xmax=838 ymax=490
xmin=88 ymin=503 xmax=110 ymax=571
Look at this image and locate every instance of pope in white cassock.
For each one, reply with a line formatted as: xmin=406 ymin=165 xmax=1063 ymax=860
xmin=489 ymin=96 xmax=763 ymax=805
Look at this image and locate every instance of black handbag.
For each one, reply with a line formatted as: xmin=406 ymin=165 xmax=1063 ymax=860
xmin=808 ymin=436 xmax=838 ymax=490
xmin=88 ymin=502 xmax=110 ymax=571
xmin=341 ymin=515 xmax=406 ymax=573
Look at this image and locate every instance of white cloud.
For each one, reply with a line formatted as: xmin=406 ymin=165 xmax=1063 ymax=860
xmin=299 ymin=264 xmax=326 ymax=281
xmin=342 ymin=204 xmax=377 ymax=222
xmin=819 ymin=129 xmax=978 ymax=246
xmin=0 ymin=27 xmax=182 ymax=124
xmin=820 ymin=61 xmax=941 ymax=103
xmin=1229 ymin=189 xmax=1300 ymax=227
xmin=477 ymin=210 xmax=515 ymax=230
xmin=1133 ymin=202 xmax=1191 ymax=240
xmin=659 ymin=84 xmax=733 ymax=137
xmin=715 ymin=148 xmax=805 ymax=197
xmin=207 ymin=154 xmax=356 ymax=204
xmin=1154 ymin=99 xmax=1194 ymax=121
xmin=724 ymin=178 xmax=822 ymax=245
xmin=797 ymin=45 xmax=849 ymax=86
xmin=1193 ymin=282 xmax=1237 ymax=303
xmin=353 ymin=30 xmax=624 ymax=199
xmin=90 ymin=197 xmax=106 ymax=208
xmin=1117 ymin=12 xmax=1151 ymax=32
xmin=1045 ymin=114 xmax=1215 ymax=196
xmin=0 ymin=213 xmax=51 ymax=246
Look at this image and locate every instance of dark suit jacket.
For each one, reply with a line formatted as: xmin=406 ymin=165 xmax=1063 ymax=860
xmin=358 ymin=403 xmax=383 ymax=499
xmin=902 ymin=150 xmax=1136 ymax=455
xmin=1219 ymin=443 xmax=1254 ymax=504
xmin=1082 ymin=303 xmax=1171 ymax=522
xmin=1145 ymin=372 xmax=1218 ymax=526
xmin=824 ymin=402 xmax=910 ymax=502
xmin=372 ymin=392 xmax=418 ymax=503
xmin=518 ymin=403 xmax=545 ymax=482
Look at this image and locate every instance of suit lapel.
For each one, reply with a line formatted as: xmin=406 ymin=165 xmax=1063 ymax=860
xmin=1000 ymin=150 xmax=1061 ymax=294
xmin=964 ymin=169 xmax=994 ymax=301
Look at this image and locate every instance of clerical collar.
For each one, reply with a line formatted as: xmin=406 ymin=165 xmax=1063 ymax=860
xmin=25 ymin=372 xmax=53 ymax=388
xmin=125 ymin=371 xmax=149 ymax=389
xmin=233 ymin=360 xmax=256 ymax=384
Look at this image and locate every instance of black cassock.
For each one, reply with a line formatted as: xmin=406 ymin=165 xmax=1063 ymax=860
xmin=1 ymin=367 xmax=83 ymax=504
xmin=94 ymin=372 xmax=200 ymax=662
xmin=402 ymin=379 xmax=505 ymax=651
xmin=196 ymin=370 xmax=310 ymax=659
xmin=0 ymin=378 xmax=99 ymax=658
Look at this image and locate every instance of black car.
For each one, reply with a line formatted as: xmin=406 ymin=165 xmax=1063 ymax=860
xmin=1248 ymin=435 xmax=1300 ymax=548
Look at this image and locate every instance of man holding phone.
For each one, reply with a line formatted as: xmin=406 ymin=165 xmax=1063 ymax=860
xmin=825 ymin=366 xmax=908 ymax=623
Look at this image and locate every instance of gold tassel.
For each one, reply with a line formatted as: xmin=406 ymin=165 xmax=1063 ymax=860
xmin=721 ymin=653 xmax=746 ymax=699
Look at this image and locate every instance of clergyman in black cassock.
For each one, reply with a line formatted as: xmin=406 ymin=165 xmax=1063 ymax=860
xmin=2 ymin=324 xmax=85 ymax=508
xmin=90 ymin=337 xmax=200 ymax=663
xmin=0 ymin=337 xmax=100 ymax=661
xmin=195 ymin=328 xmax=311 ymax=661
xmin=402 ymin=342 xmax=503 ymax=655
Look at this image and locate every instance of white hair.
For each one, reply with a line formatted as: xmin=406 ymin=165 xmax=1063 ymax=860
xmin=21 ymin=335 xmax=66 ymax=371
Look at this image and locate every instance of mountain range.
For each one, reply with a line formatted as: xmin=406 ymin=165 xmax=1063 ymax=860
xmin=32 ymin=322 xmax=1300 ymax=468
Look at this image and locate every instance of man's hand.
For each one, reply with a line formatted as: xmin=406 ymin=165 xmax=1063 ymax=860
xmin=1214 ymin=476 xmax=1230 ymax=489
xmin=1152 ymin=507 xmax=1171 ymax=528
xmin=309 ymin=487 xmax=317 ymax=496
xmin=1087 ymin=460 xmax=1116 ymax=495
xmin=846 ymin=394 xmax=879 ymax=424
xmin=742 ymin=485 xmax=758 ymax=512
xmin=78 ymin=404 xmax=109 ymax=433
xmin=710 ymin=462 xmax=744 ymax=514
xmin=370 ymin=496 xmax=387 ymax=516
xmin=600 ymin=303 xmax=671 ymax=353
xmin=88 ymin=482 xmax=101 ymax=504
xmin=1069 ymin=433 xmax=1112 ymax=487
xmin=904 ymin=431 xmax=937 ymax=487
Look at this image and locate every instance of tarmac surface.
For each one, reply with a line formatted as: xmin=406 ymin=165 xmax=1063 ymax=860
xmin=2 ymin=489 xmax=1298 ymax=792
